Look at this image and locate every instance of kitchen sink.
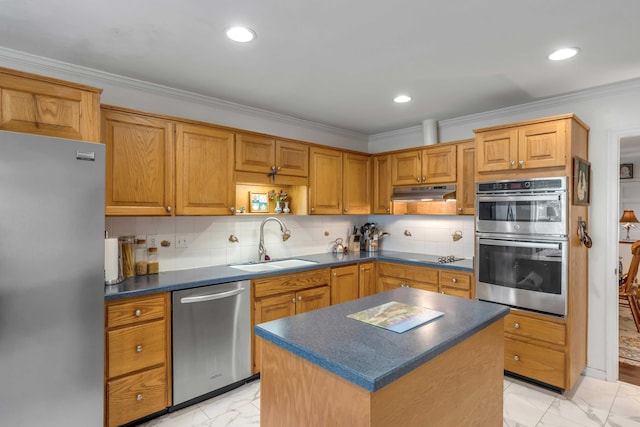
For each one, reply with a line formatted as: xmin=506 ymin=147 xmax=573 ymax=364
xmin=229 ymin=258 xmax=318 ymax=272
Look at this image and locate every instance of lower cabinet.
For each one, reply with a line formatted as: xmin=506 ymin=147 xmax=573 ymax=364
xmin=252 ymin=268 xmax=331 ymax=373
xmin=503 ymin=310 xmax=568 ymax=389
xmin=378 ymin=262 xmax=474 ymax=297
xmin=331 ymin=264 xmax=360 ymax=304
xmin=105 ymin=293 xmax=171 ymax=427
xmin=358 ymin=261 xmax=377 ymax=297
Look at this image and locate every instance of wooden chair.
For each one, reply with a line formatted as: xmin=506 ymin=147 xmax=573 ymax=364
xmin=620 ymin=240 xmax=640 ymax=333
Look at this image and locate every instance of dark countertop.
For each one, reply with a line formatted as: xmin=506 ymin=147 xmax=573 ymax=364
xmin=254 ymin=286 xmax=509 ymax=392
xmin=104 ymin=250 xmax=473 ymax=301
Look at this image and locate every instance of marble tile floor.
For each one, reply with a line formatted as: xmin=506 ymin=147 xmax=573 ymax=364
xmin=140 ymin=375 xmax=640 ymax=427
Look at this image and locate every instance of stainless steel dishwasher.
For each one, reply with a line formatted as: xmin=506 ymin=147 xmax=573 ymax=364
xmin=172 ymin=280 xmax=251 ymax=406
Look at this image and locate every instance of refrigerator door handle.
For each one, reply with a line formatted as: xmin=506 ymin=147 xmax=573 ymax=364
xmin=180 ymin=287 xmax=245 ymax=304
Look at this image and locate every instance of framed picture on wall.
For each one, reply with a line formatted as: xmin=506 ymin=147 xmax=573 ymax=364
xmin=249 ymin=192 xmax=268 ymax=212
xmin=620 ymin=163 xmax=634 ymax=179
xmin=573 ymin=156 xmax=590 ymax=205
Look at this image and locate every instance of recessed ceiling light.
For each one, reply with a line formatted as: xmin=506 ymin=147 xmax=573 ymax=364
xmin=548 ymin=47 xmax=580 ymax=61
xmin=226 ymin=26 xmax=256 ymax=43
xmin=394 ymin=95 xmax=412 ymax=103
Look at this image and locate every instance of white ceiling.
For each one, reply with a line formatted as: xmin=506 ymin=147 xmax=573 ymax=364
xmin=1 ymin=0 xmax=640 ymax=135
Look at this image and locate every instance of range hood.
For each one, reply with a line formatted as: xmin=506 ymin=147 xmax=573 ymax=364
xmin=390 ymin=185 xmax=456 ymax=202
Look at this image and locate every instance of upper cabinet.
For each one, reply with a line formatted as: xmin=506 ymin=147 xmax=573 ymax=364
xmin=309 ymin=146 xmax=343 ymax=214
xmin=102 ymin=107 xmax=175 ymax=216
xmin=176 ymin=123 xmax=235 ymax=215
xmin=372 ymin=154 xmax=392 ymax=214
xmin=235 ymin=134 xmax=309 ymax=180
xmin=475 ymin=114 xmax=589 ymax=180
xmin=343 ymin=152 xmax=371 ymax=215
xmin=0 ymin=67 xmax=101 ymax=141
xmin=391 ymin=144 xmax=456 ymax=186
xmin=456 ymin=140 xmax=475 ymax=215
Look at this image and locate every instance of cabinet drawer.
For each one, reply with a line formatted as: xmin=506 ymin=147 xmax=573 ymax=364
xmin=504 ymin=337 xmax=565 ymax=388
xmin=254 ymin=268 xmax=330 ymax=298
xmin=107 ymin=366 xmax=167 ymax=427
xmin=378 ymin=262 xmax=438 ymax=284
xmin=107 ymin=320 xmax=166 ymax=378
xmin=439 ymin=271 xmax=471 ymax=290
xmin=504 ymin=312 xmax=565 ymax=346
xmin=441 ymin=287 xmax=471 ymax=299
xmin=106 ymin=294 xmax=166 ymax=328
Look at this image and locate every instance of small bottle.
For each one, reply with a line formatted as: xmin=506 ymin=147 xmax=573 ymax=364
xmin=135 ymin=238 xmax=148 ymax=276
xmin=147 ymin=247 xmax=159 ymax=274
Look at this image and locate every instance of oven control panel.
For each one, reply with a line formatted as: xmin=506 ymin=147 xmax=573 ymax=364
xmin=477 ymin=177 xmax=566 ymax=193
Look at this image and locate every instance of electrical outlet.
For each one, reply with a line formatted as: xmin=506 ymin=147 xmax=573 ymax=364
xmin=176 ymin=234 xmax=189 ymax=248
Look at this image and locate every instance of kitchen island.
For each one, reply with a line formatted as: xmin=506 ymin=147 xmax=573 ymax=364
xmin=255 ymin=287 xmax=509 ymax=427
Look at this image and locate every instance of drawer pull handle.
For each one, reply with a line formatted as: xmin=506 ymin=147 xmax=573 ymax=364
xmin=514 ymin=355 xmax=520 ymax=361
xmin=136 ymin=345 xmax=143 ymax=352
xmin=137 ymin=394 xmax=143 ymax=401
xmin=451 ymin=278 xmax=457 ymax=283
xmin=134 ymin=309 xmax=142 ymax=317
xmin=514 ymin=323 xmax=520 ymax=329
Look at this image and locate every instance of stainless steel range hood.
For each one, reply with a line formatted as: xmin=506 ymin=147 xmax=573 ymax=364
xmin=390 ymin=185 xmax=456 ymax=202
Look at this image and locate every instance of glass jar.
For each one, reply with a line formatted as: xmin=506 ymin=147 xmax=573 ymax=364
xmin=135 ymin=238 xmax=148 ymax=276
xmin=118 ymin=235 xmax=135 ymax=277
xmin=147 ymin=247 xmax=159 ymax=274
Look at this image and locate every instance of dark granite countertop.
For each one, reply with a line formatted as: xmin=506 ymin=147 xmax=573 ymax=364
xmin=254 ymin=287 xmax=508 ymax=392
xmin=104 ymin=250 xmax=473 ymax=301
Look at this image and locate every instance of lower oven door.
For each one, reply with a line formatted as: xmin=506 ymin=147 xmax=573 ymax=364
xmin=475 ymin=235 xmax=568 ymax=316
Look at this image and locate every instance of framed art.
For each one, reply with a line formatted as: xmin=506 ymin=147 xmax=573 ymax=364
xmin=573 ymin=156 xmax=590 ymax=205
xmin=620 ymin=163 xmax=633 ymax=179
xmin=249 ymin=192 xmax=268 ymax=212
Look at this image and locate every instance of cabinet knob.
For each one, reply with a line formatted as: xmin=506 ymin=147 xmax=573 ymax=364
xmin=166 ymin=206 xmax=172 ymax=212
xmin=229 ymin=207 xmax=235 ymax=213
xmin=271 ymin=165 xmax=276 ymax=171
xmin=514 ymin=355 xmax=520 ymax=361
xmin=277 ymin=166 xmax=282 ymax=171
xmin=441 ymin=291 xmax=445 ymax=294
xmin=514 ymin=323 xmax=520 ymax=329
xmin=298 ymin=295 xmax=302 ymax=301
xmin=136 ymin=394 xmax=143 ymax=401
xmin=333 ymin=273 xmax=337 ymax=277
xmin=136 ymin=345 xmax=143 ymax=352
xmin=416 ymin=177 xmax=421 ymax=182
xmin=386 ymin=208 xmax=390 ymax=213
xmin=457 ymin=208 xmax=462 ymax=213
xmin=510 ymin=160 xmax=516 ymax=166
xmin=519 ymin=160 xmax=525 ymax=166
xmin=291 ymin=298 xmax=296 ymax=303
xmin=451 ymin=278 xmax=457 ymax=283
xmin=134 ymin=309 xmax=142 ymax=317
xmin=361 ymin=267 xmax=365 ymax=271
xmin=344 ymin=208 xmax=349 ymax=213
xmin=422 ymin=176 xmax=426 ymax=182
xmin=310 ymin=207 xmax=315 ymax=212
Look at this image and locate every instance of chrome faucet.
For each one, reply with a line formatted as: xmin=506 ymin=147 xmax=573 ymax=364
xmin=258 ymin=217 xmax=291 ymax=261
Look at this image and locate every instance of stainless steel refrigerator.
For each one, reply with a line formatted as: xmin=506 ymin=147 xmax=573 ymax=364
xmin=0 ymin=130 xmax=105 ymax=426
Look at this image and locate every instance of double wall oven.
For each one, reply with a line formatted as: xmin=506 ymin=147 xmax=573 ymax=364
xmin=475 ymin=177 xmax=568 ymax=317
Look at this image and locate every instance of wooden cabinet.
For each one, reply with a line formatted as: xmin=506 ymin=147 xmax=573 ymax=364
xmin=176 ymin=123 xmax=235 ymax=215
xmin=105 ymin=293 xmax=171 ymax=427
xmin=309 ymin=146 xmax=342 ymax=214
xmin=358 ymin=262 xmax=377 ymax=297
xmin=343 ymin=152 xmax=371 ymax=214
xmin=102 ymin=107 xmax=175 ymax=216
xmin=378 ymin=261 xmax=474 ymax=298
xmin=503 ymin=310 xmax=568 ymax=389
xmin=391 ymin=145 xmax=456 ymax=186
xmin=475 ymin=114 xmax=589 ymax=179
xmin=252 ymin=268 xmax=331 ymax=372
xmin=456 ymin=140 xmax=475 ymax=215
xmin=0 ymin=67 xmax=101 ymax=142
xmin=372 ymin=154 xmax=392 ymax=214
xmin=235 ymin=134 xmax=309 ymax=178
xmin=331 ymin=264 xmax=360 ymax=304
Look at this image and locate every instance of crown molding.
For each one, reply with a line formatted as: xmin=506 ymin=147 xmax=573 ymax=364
xmin=0 ymin=47 xmax=366 ymax=141
xmin=368 ymin=124 xmax=422 ymax=142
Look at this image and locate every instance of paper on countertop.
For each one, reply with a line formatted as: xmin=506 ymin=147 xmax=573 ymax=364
xmin=347 ymin=301 xmax=444 ymax=333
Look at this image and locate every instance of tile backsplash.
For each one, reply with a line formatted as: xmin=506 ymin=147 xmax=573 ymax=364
xmin=106 ymin=215 xmax=475 ymax=272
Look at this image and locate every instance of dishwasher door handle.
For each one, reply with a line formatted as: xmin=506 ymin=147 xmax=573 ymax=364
xmin=180 ymin=287 xmax=246 ymax=304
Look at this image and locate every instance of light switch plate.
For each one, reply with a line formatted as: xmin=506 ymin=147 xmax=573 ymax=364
xmin=176 ymin=234 xmax=189 ymax=248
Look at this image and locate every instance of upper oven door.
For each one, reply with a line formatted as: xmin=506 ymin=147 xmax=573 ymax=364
xmin=476 ymin=192 xmax=567 ymax=236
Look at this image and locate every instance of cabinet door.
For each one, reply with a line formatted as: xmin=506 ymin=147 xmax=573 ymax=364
xmin=254 ymin=293 xmax=296 ymax=372
xmin=235 ymin=133 xmax=275 ymax=173
xmin=0 ymin=68 xmax=101 ymax=142
xmin=378 ymin=276 xmax=402 ymax=292
xmin=296 ymin=286 xmax=330 ymax=313
xmin=518 ymin=120 xmax=566 ymax=170
xmin=373 ymin=154 xmax=392 ymax=214
xmin=102 ymin=109 xmax=174 ymax=216
xmin=456 ymin=141 xmax=475 ymax=215
xmin=176 ymin=123 xmax=235 ymax=215
xmin=391 ymin=150 xmax=421 ymax=185
xmin=309 ymin=146 xmax=342 ymax=214
xmin=331 ymin=264 xmax=359 ymax=304
xmin=276 ymin=140 xmax=309 ymax=177
xmin=358 ymin=262 xmax=377 ymax=297
xmin=476 ymin=128 xmax=518 ymax=173
xmin=343 ymin=152 xmax=371 ymax=215
xmin=422 ymin=145 xmax=456 ymax=184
